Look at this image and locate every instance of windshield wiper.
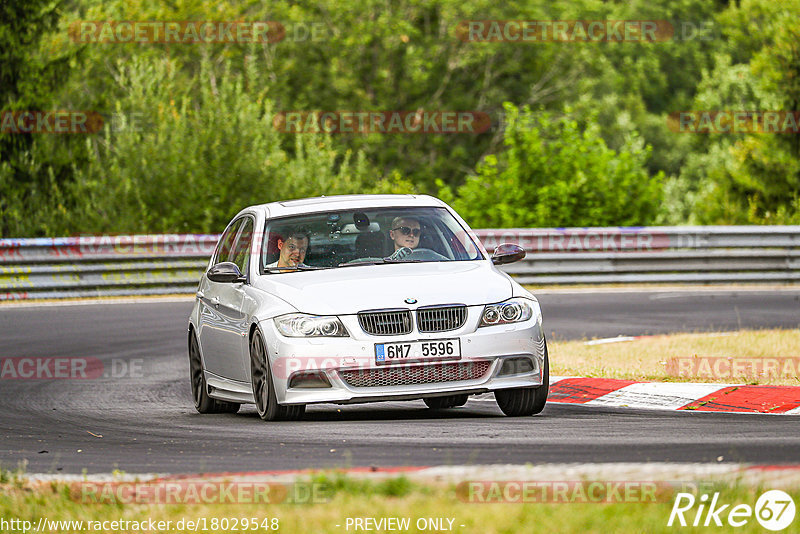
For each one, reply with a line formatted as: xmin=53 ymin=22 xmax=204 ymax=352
xmin=263 ymin=265 xmax=331 ymax=274
xmin=337 ymin=259 xmax=389 ymax=267
xmin=337 ymin=258 xmax=425 ymax=267
xmin=382 ymin=258 xmax=424 ymax=263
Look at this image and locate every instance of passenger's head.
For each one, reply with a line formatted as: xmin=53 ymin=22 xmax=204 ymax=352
xmin=277 ymin=228 xmax=310 ymax=267
xmin=389 ymin=217 xmax=421 ymax=251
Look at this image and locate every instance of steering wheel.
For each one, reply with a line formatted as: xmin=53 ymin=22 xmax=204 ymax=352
xmin=405 ymin=247 xmax=448 ymax=261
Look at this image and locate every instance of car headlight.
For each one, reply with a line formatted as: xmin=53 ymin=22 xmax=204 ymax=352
xmin=480 ymin=297 xmax=535 ymax=327
xmin=274 ymin=313 xmax=349 ymax=337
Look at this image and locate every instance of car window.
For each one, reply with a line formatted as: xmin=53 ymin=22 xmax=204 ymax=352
xmin=214 ymin=218 xmax=244 ymax=265
xmin=260 ymin=207 xmax=483 ymax=273
xmin=229 ymin=217 xmax=254 ymax=276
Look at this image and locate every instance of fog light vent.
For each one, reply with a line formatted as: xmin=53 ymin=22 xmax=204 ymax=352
xmin=288 ymin=371 xmax=332 ymax=389
xmin=497 ymin=357 xmax=534 ymax=376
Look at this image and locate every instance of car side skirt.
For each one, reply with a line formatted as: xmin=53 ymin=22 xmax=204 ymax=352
xmin=205 ymin=372 xmax=256 ymax=404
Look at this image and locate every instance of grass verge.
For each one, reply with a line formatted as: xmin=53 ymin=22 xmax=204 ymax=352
xmin=550 ymin=329 xmax=800 ymax=386
xmin=1 ymin=471 xmax=798 ymax=533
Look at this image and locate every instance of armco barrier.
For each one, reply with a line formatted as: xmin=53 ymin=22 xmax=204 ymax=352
xmin=0 ymin=235 xmax=217 ymax=300
xmin=0 ymin=227 xmax=798 ymax=300
xmin=474 ymin=226 xmax=800 ymax=285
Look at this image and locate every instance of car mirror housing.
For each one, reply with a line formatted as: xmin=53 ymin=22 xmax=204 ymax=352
xmin=491 ymin=243 xmax=526 ymax=265
xmin=207 ymin=262 xmax=246 ymax=283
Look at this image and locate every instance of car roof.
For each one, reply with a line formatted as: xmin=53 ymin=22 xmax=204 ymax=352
xmin=243 ymin=194 xmax=447 ymax=219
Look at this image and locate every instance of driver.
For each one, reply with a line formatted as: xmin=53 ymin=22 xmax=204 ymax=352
xmin=266 ymin=228 xmax=310 ymax=270
xmin=388 ymin=216 xmax=421 ymax=260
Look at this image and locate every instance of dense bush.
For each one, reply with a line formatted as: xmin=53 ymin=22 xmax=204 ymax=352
xmin=441 ymin=104 xmax=662 ymax=228
xmin=68 ymin=58 xmax=413 ymax=233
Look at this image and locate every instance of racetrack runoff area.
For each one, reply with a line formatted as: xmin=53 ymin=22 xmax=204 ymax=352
xmin=1 ymin=290 xmax=798 ymax=532
xmin=6 ymin=464 xmax=800 ymax=532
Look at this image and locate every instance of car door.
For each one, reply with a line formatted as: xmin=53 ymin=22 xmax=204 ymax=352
xmin=225 ymin=216 xmax=256 ymax=381
xmin=197 ymin=217 xmax=251 ymax=382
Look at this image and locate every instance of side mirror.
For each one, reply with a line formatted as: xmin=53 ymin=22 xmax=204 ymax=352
xmin=491 ymin=243 xmax=526 ymax=265
xmin=207 ymin=262 xmax=246 ymax=283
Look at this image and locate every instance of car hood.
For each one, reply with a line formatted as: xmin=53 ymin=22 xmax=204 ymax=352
xmin=253 ymin=261 xmax=512 ymax=315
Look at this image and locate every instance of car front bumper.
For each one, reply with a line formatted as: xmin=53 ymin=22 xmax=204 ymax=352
xmin=263 ymin=306 xmax=547 ymax=406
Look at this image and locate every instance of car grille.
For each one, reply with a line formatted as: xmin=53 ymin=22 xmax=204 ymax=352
xmin=358 ymin=310 xmax=412 ymax=336
xmin=338 ymin=360 xmax=491 ymax=388
xmin=417 ymin=305 xmax=467 ymax=333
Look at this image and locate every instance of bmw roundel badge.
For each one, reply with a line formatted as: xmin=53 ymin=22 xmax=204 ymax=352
xmin=404 ymin=298 xmax=417 ymax=304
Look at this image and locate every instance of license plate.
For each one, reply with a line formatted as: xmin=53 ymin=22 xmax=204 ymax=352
xmin=375 ymin=339 xmax=461 ymax=365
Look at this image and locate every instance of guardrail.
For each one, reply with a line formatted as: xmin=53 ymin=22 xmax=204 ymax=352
xmin=1 ymin=226 xmax=798 ymax=300
xmin=0 ymin=235 xmax=217 ymax=300
xmin=476 ymin=226 xmax=800 ymax=285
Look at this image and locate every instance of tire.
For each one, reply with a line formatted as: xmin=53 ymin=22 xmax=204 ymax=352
xmin=424 ymin=394 xmax=469 ymax=409
xmin=188 ymin=330 xmax=240 ymax=414
xmin=495 ymin=341 xmax=549 ymax=417
xmin=250 ymin=328 xmax=305 ymax=422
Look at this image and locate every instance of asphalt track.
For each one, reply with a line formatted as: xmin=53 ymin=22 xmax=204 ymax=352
xmin=1 ymin=289 xmax=798 ymax=474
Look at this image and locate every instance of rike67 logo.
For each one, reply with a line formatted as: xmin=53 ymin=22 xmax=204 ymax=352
xmin=668 ymin=490 xmax=796 ymax=530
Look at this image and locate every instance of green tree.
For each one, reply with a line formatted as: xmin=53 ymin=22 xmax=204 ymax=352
xmin=679 ymin=0 xmax=800 ymax=224
xmin=441 ymin=103 xmax=662 ymax=228
xmin=68 ymin=57 xmax=410 ymax=234
xmin=0 ymin=0 xmax=83 ymax=236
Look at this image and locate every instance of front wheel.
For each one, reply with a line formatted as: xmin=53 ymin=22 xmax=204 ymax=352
xmin=188 ymin=330 xmax=240 ymax=414
xmin=250 ymin=328 xmax=305 ymax=421
xmin=495 ymin=341 xmax=549 ymax=417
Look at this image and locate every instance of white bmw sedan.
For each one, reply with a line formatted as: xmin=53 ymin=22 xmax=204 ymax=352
xmin=188 ymin=194 xmax=548 ymax=421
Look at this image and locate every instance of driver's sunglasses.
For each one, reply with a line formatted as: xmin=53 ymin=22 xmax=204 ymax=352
xmin=393 ymin=226 xmax=421 ymax=237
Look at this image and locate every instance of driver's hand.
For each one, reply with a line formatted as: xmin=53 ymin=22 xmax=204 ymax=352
xmin=389 ymin=247 xmax=413 ymax=260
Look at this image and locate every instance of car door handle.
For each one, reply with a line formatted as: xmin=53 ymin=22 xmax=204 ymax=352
xmin=210 ymin=296 xmax=220 ymax=307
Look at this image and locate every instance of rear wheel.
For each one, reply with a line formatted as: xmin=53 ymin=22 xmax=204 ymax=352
xmin=250 ymin=329 xmax=305 ymax=421
xmin=424 ymin=394 xmax=469 ymax=409
xmin=495 ymin=341 xmax=549 ymax=417
xmin=188 ymin=330 xmax=240 ymax=414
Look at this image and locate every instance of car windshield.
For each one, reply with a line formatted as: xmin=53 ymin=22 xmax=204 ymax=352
xmin=260 ymin=207 xmax=484 ymax=273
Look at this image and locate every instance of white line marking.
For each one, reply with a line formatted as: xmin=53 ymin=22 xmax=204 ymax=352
xmin=586 ymin=382 xmax=726 ymax=410
xmin=584 ymin=336 xmax=636 ymax=345
xmin=531 ymin=286 xmax=800 ymax=295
